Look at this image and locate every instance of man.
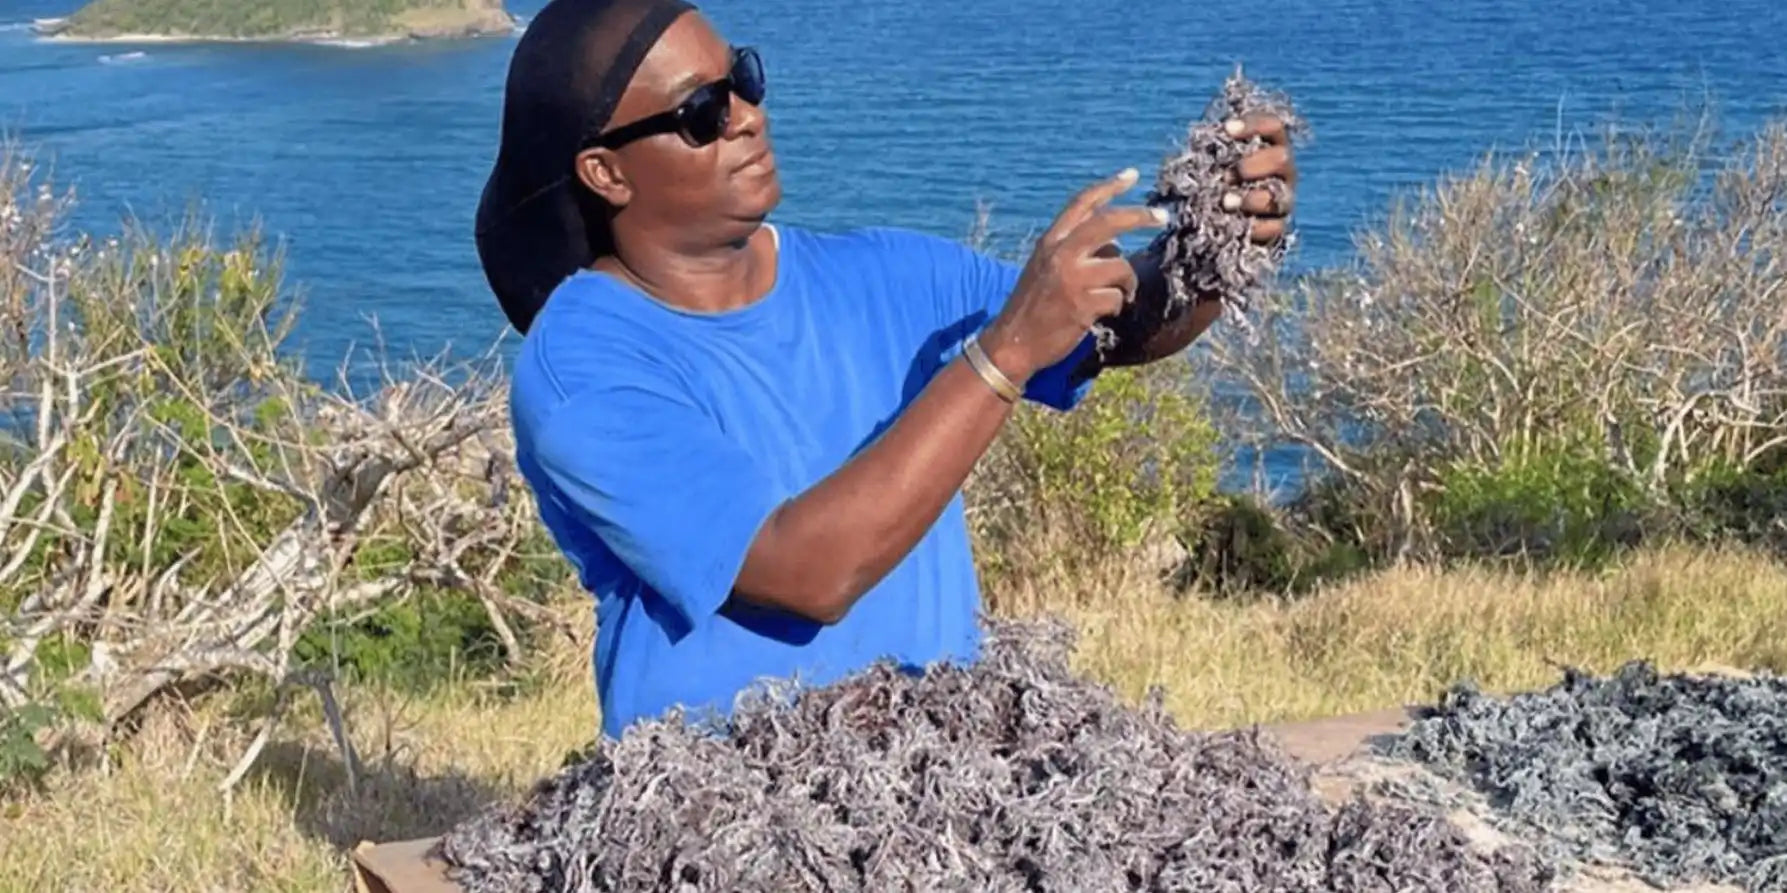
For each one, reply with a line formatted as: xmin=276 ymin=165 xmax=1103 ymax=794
xmin=474 ymin=0 xmax=1296 ymax=740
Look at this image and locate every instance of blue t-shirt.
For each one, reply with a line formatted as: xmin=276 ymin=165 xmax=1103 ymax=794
xmin=507 ymin=224 xmax=1097 ymax=740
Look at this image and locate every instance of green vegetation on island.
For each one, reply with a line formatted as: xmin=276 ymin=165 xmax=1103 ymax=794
xmin=48 ymin=0 xmax=516 ymax=43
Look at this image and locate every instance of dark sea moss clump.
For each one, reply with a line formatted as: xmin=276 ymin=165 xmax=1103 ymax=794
xmin=1380 ymin=661 xmax=1787 ymax=891
xmin=1144 ymin=68 xmax=1307 ymax=328
xmin=435 ymin=618 xmax=1551 ymax=893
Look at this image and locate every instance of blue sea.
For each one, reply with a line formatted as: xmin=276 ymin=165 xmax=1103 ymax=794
xmin=4 ymin=0 xmax=1787 ymax=486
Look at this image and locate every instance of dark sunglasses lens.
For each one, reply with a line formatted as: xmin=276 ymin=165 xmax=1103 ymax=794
xmin=732 ymin=48 xmax=765 ymax=104
xmin=680 ymin=84 xmax=731 ymax=145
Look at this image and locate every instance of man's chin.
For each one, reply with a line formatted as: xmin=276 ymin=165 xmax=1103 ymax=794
xmin=733 ymin=180 xmax=783 ymax=226
xmin=722 ymin=202 xmax=780 ymax=249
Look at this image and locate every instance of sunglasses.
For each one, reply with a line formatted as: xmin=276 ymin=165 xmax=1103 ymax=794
xmin=587 ymin=46 xmax=766 ymax=151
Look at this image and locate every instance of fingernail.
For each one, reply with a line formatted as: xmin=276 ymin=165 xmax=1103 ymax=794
xmin=1224 ymin=119 xmax=1245 ymax=137
xmin=1118 ymin=167 xmax=1138 ymax=183
xmin=1222 ymin=192 xmax=1242 ymax=211
xmin=1152 ymin=207 xmax=1170 ymax=224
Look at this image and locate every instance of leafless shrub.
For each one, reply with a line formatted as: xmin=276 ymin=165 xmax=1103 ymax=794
xmin=0 ymin=142 xmax=563 ymax=790
xmin=1200 ymin=114 xmax=1787 ymax=560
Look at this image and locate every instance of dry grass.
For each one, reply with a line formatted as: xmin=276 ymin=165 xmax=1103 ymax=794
xmin=0 ymin=603 xmax=599 ymax=892
xmin=3 ymin=544 xmax=1785 ymax=891
xmin=1021 ymin=542 xmax=1787 ymax=729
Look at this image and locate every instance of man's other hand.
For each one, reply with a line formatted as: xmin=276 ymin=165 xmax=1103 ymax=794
xmin=1222 ymin=113 xmax=1298 ymax=246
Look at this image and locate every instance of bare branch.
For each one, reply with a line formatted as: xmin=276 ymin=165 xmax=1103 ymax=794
xmin=1196 ymin=119 xmax=1787 ymax=559
xmin=1 ymin=149 xmax=557 ymax=789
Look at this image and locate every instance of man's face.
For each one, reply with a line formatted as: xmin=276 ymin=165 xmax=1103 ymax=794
xmin=576 ymin=12 xmax=780 ymax=243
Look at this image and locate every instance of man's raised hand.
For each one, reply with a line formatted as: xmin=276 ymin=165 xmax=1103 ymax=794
xmin=978 ymin=168 xmax=1168 ymax=385
xmin=1223 ymin=113 xmax=1298 ymax=245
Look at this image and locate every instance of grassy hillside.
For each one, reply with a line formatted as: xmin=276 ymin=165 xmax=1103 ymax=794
xmin=3 ymin=546 xmax=1783 ymax=891
xmin=60 ymin=0 xmax=515 ymax=41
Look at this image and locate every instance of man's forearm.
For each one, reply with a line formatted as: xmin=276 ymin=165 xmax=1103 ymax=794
xmin=731 ymin=353 xmax=1016 ymax=624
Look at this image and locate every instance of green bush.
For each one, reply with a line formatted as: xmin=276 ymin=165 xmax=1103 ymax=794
xmin=0 ymin=703 xmax=53 ymax=797
xmin=1176 ymin=493 xmax=1373 ymax=598
xmin=294 ymin=589 xmax=511 ymax=695
xmin=967 ymin=355 xmax=1223 ymax=594
xmin=1670 ymin=458 xmax=1787 ymax=553
xmin=1427 ymin=444 xmax=1648 ymax=566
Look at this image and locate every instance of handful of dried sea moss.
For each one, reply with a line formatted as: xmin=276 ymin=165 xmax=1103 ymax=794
xmin=434 ymin=617 xmax=1549 ymax=893
xmin=1143 ymin=66 xmax=1306 ymax=331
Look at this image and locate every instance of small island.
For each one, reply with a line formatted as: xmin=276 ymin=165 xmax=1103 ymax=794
xmin=36 ymin=0 xmax=517 ymax=45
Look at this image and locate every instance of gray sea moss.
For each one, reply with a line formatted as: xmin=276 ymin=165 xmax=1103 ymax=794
xmin=435 ymin=618 xmax=1550 ymax=893
xmin=1145 ymin=67 xmax=1306 ymax=326
xmin=1379 ymin=661 xmax=1787 ymax=891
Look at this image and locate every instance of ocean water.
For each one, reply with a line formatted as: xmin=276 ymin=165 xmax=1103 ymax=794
xmin=4 ymin=0 xmax=1787 ymax=484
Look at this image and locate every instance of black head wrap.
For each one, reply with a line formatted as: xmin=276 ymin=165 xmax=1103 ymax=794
xmin=475 ymin=0 xmax=696 ymax=334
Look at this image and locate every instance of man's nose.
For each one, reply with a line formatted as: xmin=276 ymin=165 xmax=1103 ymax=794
xmin=727 ymin=90 xmax=766 ymax=138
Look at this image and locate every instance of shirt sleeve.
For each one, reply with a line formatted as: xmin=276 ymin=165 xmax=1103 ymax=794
xmin=876 ymin=227 xmax=1100 ymax=411
xmin=527 ymin=368 xmax=783 ymax=636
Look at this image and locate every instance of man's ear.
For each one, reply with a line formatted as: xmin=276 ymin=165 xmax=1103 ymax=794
xmin=574 ymin=148 xmax=632 ymax=208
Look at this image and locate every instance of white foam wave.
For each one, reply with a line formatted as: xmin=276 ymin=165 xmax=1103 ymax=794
xmin=98 ymin=50 xmax=147 ymax=64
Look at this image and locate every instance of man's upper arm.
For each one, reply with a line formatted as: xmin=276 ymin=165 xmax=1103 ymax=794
xmin=525 ymin=366 xmax=783 ymax=634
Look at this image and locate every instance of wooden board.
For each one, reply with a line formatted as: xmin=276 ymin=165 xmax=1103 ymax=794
xmin=1259 ymin=705 xmax=1417 ymax=766
xmin=350 ymin=838 xmax=461 ymax=893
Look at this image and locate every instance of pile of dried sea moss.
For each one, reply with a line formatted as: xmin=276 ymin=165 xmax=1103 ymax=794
xmin=1380 ymin=661 xmax=1787 ymax=892
xmin=435 ymin=618 xmax=1550 ymax=893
